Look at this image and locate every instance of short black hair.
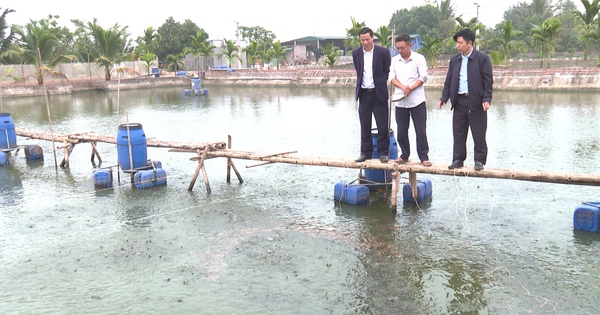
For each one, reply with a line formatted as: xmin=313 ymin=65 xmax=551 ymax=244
xmin=395 ymin=33 xmax=411 ymax=44
xmin=359 ymin=27 xmax=374 ymax=37
xmin=453 ymin=29 xmax=476 ymax=45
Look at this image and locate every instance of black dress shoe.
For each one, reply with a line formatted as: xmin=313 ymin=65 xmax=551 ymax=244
xmin=379 ymin=155 xmax=389 ymax=163
xmin=448 ymin=160 xmax=464 ymax=169
xmin=474 ymin=161 xmax=484 ymax=171
xmin=355 ymin=155 xmax=371 ymax=162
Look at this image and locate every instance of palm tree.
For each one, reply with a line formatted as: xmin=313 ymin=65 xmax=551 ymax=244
xmin=88 ymin=22 xmax=130 ymax=80
xmin=198 ymin=42 xmax=216 ymax=71
xmin=345 ymin=17 xmax=365 ymax=52
xmin=164 ymin=53 xmax=184 ymax=72
xmin=320 ymin=43 xmax=340 ymax=68
xmin=138 ymin=27 xmax=160 ymax=54
xmin=220 ymin=39 xmax=241 ymax=68
xmin=530 ymin=17 xmax=562 ymax=68
xmin=573 ymin=0 xmax=600 ymax=64
xmin=374 ymin=25 xmax=393 ymax=49
xmin=583 ymin=16 xmax=600 ymax=66
xmin=416 ymin=34 xmax=443 ymax=68
xmin=139 ymin=51 xmax=157 ymax=76
xmin=438 ymin=0 xmax=456 ymax=21
xmin=268 ymin=40 xmax=287 ymax=70
xmin=11 ymin=22 xmax=74 ymax=85
xmin=488 ymin=20 xmax=526 ymax=68
xmin=242 ymin=41 xmax=263 ymax=68
xmin=0 ymin=7 xmax=16 ymax=58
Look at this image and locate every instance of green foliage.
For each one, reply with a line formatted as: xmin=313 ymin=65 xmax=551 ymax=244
xmin=139 ymin=51 xmax=157 ymax=75
xmin=88 ymin=22 xmax=130 ymax=80
xmin=267 ymin=40 xmax=287 ymax=69
xmin=416 ymin=34 xmax=443 ymax=68
xmin=530 ymin=17 xmax=563 ymax=68
xmin=488 ymin=20 xmax=526 ymax=68
xmin=320 ymin=43 xmax=340 ymax=68
xmin=155 ymin=17 xmax=206 ymax=61
xmin=390 ymin=5 xmax=445 ymax=38
xmin=374 ymin=25 xmax=393 ymax=48
xmin=242 ymin=41 xmax=264 ymax=68
xmin=164 ymin=53 xmax=184 ymax=72
xmin=488 ymin=51 xmax=504 ymax=66
xmin=573 ymin=0 xmax=600 ymax=61
xmin=220 ymin=39 xmax=241 ymax=68
xmin=239 ymin=25 xmax=276 ymax=50
xmin=345 ymin=17 xmax=365 ymax=52
xmin=137 ymin=27 xmax=160 ymax=54
xmin=0 ymin=7 xmax=16 ymax=59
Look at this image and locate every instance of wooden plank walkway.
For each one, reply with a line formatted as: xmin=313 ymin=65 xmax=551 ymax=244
xmin=14 ymin=127 xmax=600 ymax=208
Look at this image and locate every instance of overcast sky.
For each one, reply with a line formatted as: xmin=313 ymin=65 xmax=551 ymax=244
xmin=4 ymin=0 xmax=584 ymax=42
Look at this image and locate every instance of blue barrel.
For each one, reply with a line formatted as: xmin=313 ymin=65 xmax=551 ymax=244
xmin=364 ymin=129 xmax=398 ymax=187
xmin=134 ymin=168 xmax=167 ymax=189
xmin=93 ymin=169 xmax=113 ymax=188
xmin=24 ymin=145 xmax=43 ymax=160
xmin=116 ymin=123 xmax=147 ymax=171
xmin=334 ymin=182 xmax=370 ymax=205
xmin=0 ymin=113 xmax=17 ymax=149
xmin=0 ymin=151 xmax=8 ymax=166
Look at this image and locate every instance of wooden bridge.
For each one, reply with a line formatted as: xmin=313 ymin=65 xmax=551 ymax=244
xmin=14 ymin=127 xmax=600 ymax=208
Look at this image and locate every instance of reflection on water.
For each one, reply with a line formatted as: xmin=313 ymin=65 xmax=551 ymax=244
xmin=1 ymin=86 xmax=600 ymax=314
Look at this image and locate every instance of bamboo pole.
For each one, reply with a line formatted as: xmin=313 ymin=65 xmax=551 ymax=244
xmin=409 ymin=170 xmax=417 ymax=203
xmin=39 ymin=48 xmax=58 ymax=170
xmin=188 ymin=146 xmax=210 ymax=192
xmin=126 ymin=114 xmax=134 ymax=182
xmin=391 ymin=171 xmax=399 ymax=210
xmin=227 ymin=135 xmax=232 ymax=183
xmin=90 ymin=141 xmax=102 ymax=163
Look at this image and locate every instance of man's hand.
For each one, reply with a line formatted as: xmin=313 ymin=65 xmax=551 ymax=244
xmin=437 ymin=100 xmax=445 ymax=110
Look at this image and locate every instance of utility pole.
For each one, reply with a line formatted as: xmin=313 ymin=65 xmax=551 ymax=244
xmin=474 ymin=2 xmax=480 ymax=51
xmin=234 ymin=21 xmax=240 ymax=68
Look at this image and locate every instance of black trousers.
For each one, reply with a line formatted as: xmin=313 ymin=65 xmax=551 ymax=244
xmin=452 ymin=94 xmax=488 ymax=164
xmin=396 ymin=102 xmax=429 ymax=162
xmin=358 ymin=89 xmax=389 ymax=156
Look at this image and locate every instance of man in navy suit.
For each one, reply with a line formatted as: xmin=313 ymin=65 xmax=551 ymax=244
xmin=352 ymin=27 xmax=392 ymax=163
xmin=437 ymin=29 xmax=493 ymax=171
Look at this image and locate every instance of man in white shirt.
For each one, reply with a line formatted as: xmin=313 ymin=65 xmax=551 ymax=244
xmin=388 ymin=34 xmax=431 ymax=166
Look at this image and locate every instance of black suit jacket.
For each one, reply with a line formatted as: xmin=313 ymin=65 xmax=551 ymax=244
xmin=352 ymin=45 xmax=391 ymax=102
xmin=440 ymin=49 xmax=493 ymax=111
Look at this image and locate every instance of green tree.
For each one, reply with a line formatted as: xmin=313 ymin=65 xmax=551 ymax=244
xmin=267 ymin=40 xmax=287 ymax=69
xmin=438 ymin=0 xmax=456 ymax=21
xmin=389 ymin=5 xmax=444 ymax=38
xmin=416 ymin=34 xmax=443 ymax=68
xmin=220 ymin=38 xmax=241 ymax=68
xmin=88 ymin=22 xmax=130 ymax=80
xmin=164 ymin=53 xmax=184 ymax=71
xmin=0 ymin=7 xmax=16 ymax=59
xmin=320 ymin=43 xmax=340 ymax=68
xmin=239 ymin=25 xmax=275 ymax=51
xmin=242 ymin=41 xmax=264 ymax=68
xmin=185 ymin=31 xmax=210 ymax=74
xmin=155 ymin=17 xmax=206 ymax=61
xmin=530 ymin=17 xmax=563 ymax=68
xmin=374 ymin=25 xmax=393 ymax=48
xmin=345 ymin=17 xmax=365 ymax=52
xmin=583 ymin=15 xmax=600 ymax=65
xmin=139 ymin=51 xmax=157 ymax=76
xmin=11 ymin=21 xmax=74 ymax=84
xmin=488 ymin=20 xmax=526 ymax=68
xmin=137 ymin=26 xmax=160 ymax=54
xmin=573 ymin=0 xmax=600 ymax=63
xmin=198 ymin=42 xmax=216 ymax=70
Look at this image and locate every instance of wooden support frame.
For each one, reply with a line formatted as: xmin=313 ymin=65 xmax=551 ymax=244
xmin=391 ymin=171 xmax=400 ymax=210
xmin=188 ymin=146 xmax=211 ymax=193
xmin=90 ymin=141 xmax=102 ymax=164
xmin=226 ymin=135 xmax=243 ymax=184
xmin=59 ymin=143 xmax=74 ymax=168
xmin=409 ymin=170 xmax=417 ymax=203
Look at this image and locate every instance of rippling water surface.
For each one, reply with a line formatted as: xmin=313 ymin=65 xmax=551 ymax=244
xmin=1 ymin=85 xmax=600 ymax=314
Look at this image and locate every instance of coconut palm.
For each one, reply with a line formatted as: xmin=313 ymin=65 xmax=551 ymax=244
xmin=164 ymin=53 xmax=184 ymax=72
xmin=488 ymin=20 xmax=526 ymax=68
xmin=582 ymin=16 xmax=600 ymax=66
xmin=268 ymin=40 xmax=287 ymax=70
xmin=438 ymin=0 xmax=456 ymax=21
xmin=416 ymin=34 xmax=444 ymax=68
xmin=242 ymin=41 xmax=263 ymax=68
xmin=198 ymin=42 xmax=216 ymax=71
xmin=320 ymin=43 xmax=340 ymax=68
xmin=220 ymin=39 xmax=241 ymax=68
xmin=573 ymin=0 xmax=600 ymax=64
xmin=375 ymin=25 xmax=393 ymax=49
xmin=138 ymin=27 xmax=160 ymax=54
xmin=345 ymin=17 xmax=365 ymax=52
xmin=88 ymin=22 xmax=130 ymax=80
xmin=0 ymin=7 xmax=16 ymax=58
xmin=11 ymin=22 xmax=74 ymax=85
xmin=530 ymin=17 xmax=562 ymax=68
xmin=139 ymin=51 xmax=157 ymax=76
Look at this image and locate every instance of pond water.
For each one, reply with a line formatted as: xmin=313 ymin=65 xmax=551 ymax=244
xmin=1 ymin=85 xmax=600 ymax=314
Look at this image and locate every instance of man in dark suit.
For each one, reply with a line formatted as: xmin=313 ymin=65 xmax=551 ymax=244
xmin=437 ymin=29 xmax=493 ymax=171
xmin=352 ymin=27 xmax=392 ymax=163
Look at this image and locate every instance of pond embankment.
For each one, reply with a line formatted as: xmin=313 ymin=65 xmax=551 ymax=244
xmin=2 ymin=68 xmax=599 ymax=98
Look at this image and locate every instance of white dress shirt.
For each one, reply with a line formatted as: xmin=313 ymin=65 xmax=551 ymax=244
xmin=361 ymin=48 xmax=375 ymax=89
xmin=387 ymin=51 xmax=428 ymax=108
